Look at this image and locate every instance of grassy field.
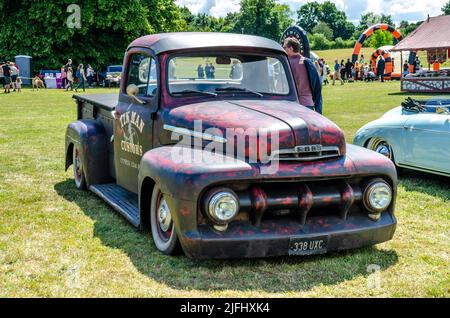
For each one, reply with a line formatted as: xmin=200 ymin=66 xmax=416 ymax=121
xmin=0 ymin=81 xmax=449 ymax=297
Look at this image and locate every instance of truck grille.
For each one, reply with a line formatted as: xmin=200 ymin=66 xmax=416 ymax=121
xmin=235 ymin=180 xmax=363 ymax=226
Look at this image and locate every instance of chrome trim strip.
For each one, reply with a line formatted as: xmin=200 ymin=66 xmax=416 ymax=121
xmin=270 ymin=146 xmax=341 ymax=161
xmin=163 ymin=124 xmax=227 ymax=143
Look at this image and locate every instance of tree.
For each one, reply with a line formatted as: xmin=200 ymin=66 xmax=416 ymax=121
xmin=398 ymin=20 xmax=421 ymax=36
xmin=296 ymin=1 xmax=354 ymax=40
xmin=443 ymin=1 xmax=450 ymax=15
xmin=309 ymin=33 xmax=331 ymax=50
xmin=142 ymin=0 xmax=185 ymax=32
xmin=0 ymin=0 xmax=185 ymax=72
xmin=312 ymin=22 xmax=333 ymax=40
xmin=367 ymin=30 xmax=393 ymax=48
xmin=296 ymin=1 xmax=321 ymax=32
xmin=272 ymin=4 xmax=294 ymax=35
xmin=234 ymin=0 xmax=293 ymax=40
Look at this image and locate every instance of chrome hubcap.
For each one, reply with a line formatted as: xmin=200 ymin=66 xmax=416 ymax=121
xmin=375 ymin=143 xmax=391 ymax=159
xmin=158 ymin=198 xmax=172 ymax=232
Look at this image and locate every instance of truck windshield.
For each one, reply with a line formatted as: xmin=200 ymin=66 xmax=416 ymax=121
xmin=167 ymin=54 xmax=290 ymax=96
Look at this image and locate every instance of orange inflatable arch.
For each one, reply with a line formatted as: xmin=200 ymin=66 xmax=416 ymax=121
xmin=352 ymin=24 xmax=402 ymax=64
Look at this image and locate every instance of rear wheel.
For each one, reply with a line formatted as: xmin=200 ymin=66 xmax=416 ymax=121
xmin=150 ymin=186 xmax=180 ymax=255
xmin=73 ymin=145 xmax=86 ymax=190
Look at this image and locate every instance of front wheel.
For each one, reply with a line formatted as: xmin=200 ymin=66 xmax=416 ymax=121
xmin=368 ymin=138 xmax=393 ymax=160
xmin=73 ymin=145 xmax=86 ymax=190
xmin=150 ymin=185 xmax=180 ymax=255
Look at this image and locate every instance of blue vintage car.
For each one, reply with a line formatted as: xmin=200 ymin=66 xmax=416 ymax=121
xmin=353 ymin=98 xmax=450 ymax=177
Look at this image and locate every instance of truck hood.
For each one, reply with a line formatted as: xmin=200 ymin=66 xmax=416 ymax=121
xmin=164 ymin=100 xmax=346 ymax=159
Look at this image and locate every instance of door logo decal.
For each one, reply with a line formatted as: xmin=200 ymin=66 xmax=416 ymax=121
xmin=119 ymin=111 xmax=145 ymax=156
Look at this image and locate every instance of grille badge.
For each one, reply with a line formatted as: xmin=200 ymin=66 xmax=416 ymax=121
xmin=294 ymin=144 xmax=322 ymax=153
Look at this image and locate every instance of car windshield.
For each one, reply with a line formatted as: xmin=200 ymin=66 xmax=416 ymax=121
xmin=401 ymin=97 xmax=450 ymax=114
xmin=167 ymin=54 xmax=290 ymax=96
xmin=108 ymin=66 xmax=122 ymax=73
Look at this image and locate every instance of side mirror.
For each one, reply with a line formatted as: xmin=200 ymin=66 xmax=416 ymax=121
xmin=126 ymin=84 xmax=146 ymax=104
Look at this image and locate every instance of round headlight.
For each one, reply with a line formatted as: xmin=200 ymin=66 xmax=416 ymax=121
xmin=206 ymin=189 xmax=239 ymax=224
xmin=363 ymin=180 xmax=392 ymax=214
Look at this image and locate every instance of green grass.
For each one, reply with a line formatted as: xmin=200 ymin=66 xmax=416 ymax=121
xmin=0 ymin=82 xmax=449 ymax=297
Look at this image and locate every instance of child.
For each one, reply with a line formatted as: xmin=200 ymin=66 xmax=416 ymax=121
xmin=15 ymin=76 xmax=22 ymax=93
xmin=66 ymin=67 xmax=74 ymax=91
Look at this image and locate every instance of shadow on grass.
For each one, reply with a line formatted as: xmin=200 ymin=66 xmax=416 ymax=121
xmin=55 ymin=179 xmax=399 ymax=293
xmin=398 ymin=169 xmax=450 ymax=201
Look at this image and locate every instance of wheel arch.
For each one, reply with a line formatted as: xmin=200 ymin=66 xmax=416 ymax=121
xmin=65 ymin=119 xmax=111 ymax=187
xmin=65 ymin=142 xmax=74 ymax=171
xmin=366 ymin=136 xmax=399 ymax=165
xmin=139 ymin=176 xmax=156 ymax=231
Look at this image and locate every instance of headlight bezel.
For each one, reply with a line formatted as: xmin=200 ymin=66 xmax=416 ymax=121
xmin=363 ymin=179 xmax=393 ymax=215
xmin=204 ymin=188 xmax=240 ymax=225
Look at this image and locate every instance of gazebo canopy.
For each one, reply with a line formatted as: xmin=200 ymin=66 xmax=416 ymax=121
xmin=392 ymin=15 xmax=450 ymax=51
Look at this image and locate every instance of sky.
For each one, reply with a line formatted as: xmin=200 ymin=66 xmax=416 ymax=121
xmin=175 ymin=0 xmax=448 ymax=24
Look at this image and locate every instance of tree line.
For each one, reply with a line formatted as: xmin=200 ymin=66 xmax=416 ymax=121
xmin=1 ymin=0 xmax=449 ymax=72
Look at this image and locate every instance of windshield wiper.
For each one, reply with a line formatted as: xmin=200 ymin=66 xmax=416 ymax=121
xmin=172 ymin=90 xmax=218 ymax=97
xmin=216 ymin=87 xmax=264 ymax=97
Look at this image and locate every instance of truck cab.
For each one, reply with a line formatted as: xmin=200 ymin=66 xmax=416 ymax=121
xmin=65 ymin=32 xmax=397 ymax=259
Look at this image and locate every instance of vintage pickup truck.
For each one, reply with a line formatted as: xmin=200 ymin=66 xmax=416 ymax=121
xmin=65 ymin=32 xmax=397 ymax=259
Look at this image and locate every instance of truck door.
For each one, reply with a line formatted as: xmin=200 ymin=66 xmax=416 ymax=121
xmin=114 ymin=50 xmax=159 ymax=193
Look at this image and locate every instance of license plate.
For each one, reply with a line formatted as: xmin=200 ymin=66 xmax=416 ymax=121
xmin=289 ymin=235 xmax=329 ymax=256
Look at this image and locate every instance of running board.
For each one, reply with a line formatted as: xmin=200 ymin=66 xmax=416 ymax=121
xmin=90 ymin=183 xmax=140 ymax=227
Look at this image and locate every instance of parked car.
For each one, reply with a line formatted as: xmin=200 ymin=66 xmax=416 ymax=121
xmin=65 ymin=32 xmax=398 ymax=259
xmin=38 ymin=69 xmax=60 ymax=79
xmin=101 ymin=65 xmax=122 ymax=87
xmin=353 ymin=97 xmax=450 ymax=177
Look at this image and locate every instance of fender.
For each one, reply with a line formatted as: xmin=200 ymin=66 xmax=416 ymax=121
xmin=65 ymin=119 xmax=111 ymax=186
xmin=138 ymin=145 xmax=254 ymax=236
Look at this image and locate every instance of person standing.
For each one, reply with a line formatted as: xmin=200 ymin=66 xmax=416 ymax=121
xmin=65 ymin=59 xmax=73 ymax=72
xmin=205 ymin=63 xmax=211 ymax=79
xmin=74 ymin=64 xmax=86 ymax=92
xmin=359 ymin=54 xmax=365 ymax=65
xmin=340 ymin=60 xmax=346 ymax=81
xmin=403 ymin=62 xmax=409 ymax=77
xmin=2 ymin=61 xmax=12 ymax=93
xmin=209 ymin=63 xmax=215 ymax=79
xmin=65 ymin=67 xmax=74 ymax=91
xmin=332 ymin=59 xmax=344 ymax=86
xmin=197 ymin=64 xmax=205 ymax=79
xmin=283 ymin=37 xmax=323 ymax=114
xmin=86 ymin=64 xmax=94 ymax=88
xmin=414 ymin=56 xmax=421 ymax=73
xmin=377 ymin=56 xmax=386 ymax=82
xmin=9 ymin=62 xmax=19 ymax=91
xmin=15 ymin=76 xmax=22 ymax=93
xmin=0 ymin=62 xmax=4 ymax=89
xmin=61 ymin=66 xmax=67 ymax=89
xmin=345 ymin=58 xmax=354 ymax=81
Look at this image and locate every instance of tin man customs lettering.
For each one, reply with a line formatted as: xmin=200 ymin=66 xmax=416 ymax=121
xmin=120 ymin=111 xmax=145 ymax=156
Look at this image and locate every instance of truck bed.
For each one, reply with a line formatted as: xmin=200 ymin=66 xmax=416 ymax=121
xmin=73 ymin=93 xmax=118 ymax=179
xmin=73 ymin=93 xmax=118 ymax=111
